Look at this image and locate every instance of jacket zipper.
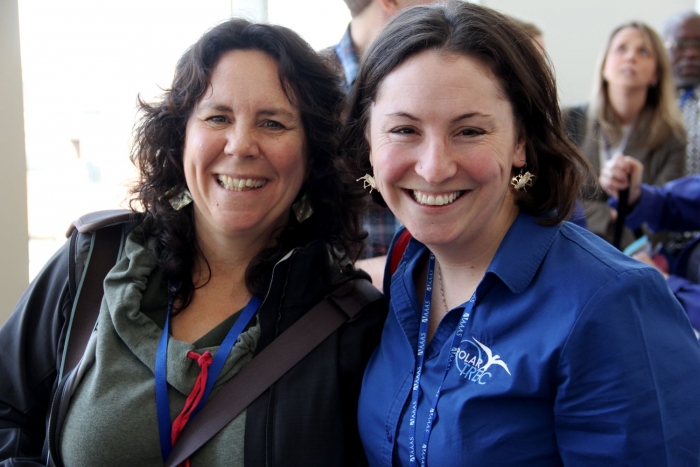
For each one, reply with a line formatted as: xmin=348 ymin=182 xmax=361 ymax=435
xmin=259 ymin=249 xmax=296 ymax=467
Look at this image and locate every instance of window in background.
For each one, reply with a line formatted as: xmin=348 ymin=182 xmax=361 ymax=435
xmin=18 ymin=0 xmax=349 ymax=279
xmin=268 ymin=0 xmax=351 ymax=50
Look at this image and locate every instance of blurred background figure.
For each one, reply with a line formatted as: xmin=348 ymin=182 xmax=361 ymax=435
xmin=324 ymin=0 xmax=443 ymax=288
xmin=662 ymin=11 xmax=700 ymax=256
xmin=324 ymin=0 xmax=441 ymax=92
xmin=664 ymin=11 xmax=700 ymax=175
xmin=600 ymin=153 xmax=700 ymax=337
xmin=564 ymin=21 xmax=686 ymax=247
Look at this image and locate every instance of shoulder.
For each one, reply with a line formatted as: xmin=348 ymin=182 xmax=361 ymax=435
xmin=502 ymin=218 xmax=666 ymax=306
xmin=551 ymin=222 xmax=657 ymax=285
xmin=549 ymin=224 xmax=693 ymax=347
xmin=67 ymin=209 xmax=138 ymax=236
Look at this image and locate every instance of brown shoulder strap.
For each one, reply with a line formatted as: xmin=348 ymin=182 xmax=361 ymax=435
xmin=164 ymin=278 xmax=382 ymax=467
xmin=65 ymin=209 xmax=133 ymax=236
xmin=59 ymin=211 xmax=131 ymax=379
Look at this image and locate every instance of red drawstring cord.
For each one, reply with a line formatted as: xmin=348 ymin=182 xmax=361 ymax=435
xmin=171 ymin=350 xmax=213 ymax=467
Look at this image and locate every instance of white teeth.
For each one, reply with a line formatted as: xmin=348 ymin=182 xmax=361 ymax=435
xmin=412 ymin=190 xmax=463 ymax=206
xmin=217 ymin=175 xmax=266 ymax=191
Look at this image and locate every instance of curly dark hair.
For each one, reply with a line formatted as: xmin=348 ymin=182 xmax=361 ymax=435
xmin=130 ymin=18 xmax=365 ymax=304
xmin=342 ymin=2 xmax=591 ymax=225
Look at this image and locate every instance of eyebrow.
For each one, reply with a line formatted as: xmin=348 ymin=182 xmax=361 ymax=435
xmin=258 ymin=108 xmax=297 ymax=120
xmin=386 ymin=111 xmax=492 ymax=123
xmin=196 ymin=103 xmax=298 ymax=120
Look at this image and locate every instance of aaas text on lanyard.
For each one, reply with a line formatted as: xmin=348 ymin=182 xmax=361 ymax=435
xmin=408 ymin=253 xmax=474 ymax=467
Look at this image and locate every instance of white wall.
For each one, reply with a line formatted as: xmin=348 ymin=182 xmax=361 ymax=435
xmin=0 ymin=0 xmax=29 ymax=324
xmin=482 ymin=0 xmax=696 ymax=106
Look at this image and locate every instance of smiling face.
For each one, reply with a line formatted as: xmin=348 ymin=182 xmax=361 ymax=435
xmin=603 ymin=27 xmax=658 ymax=91
xmin=183 ymin=49 xmax=307 ymax=246
xmin=368 ymin=50 xmax=525 ymax=253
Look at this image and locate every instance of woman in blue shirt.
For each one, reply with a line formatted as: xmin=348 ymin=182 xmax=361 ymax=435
xmin=344 ymin=2 xmax=700 ymax=465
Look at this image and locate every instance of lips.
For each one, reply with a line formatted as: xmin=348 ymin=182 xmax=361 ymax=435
xmin=411 ymin=189 xmax=464 ymax=206
xmin=217 ymin=174 xmax=266 ymax=191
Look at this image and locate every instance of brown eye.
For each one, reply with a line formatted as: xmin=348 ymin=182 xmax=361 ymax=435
xmin=459 ymin=128 xmax=484 ymax=137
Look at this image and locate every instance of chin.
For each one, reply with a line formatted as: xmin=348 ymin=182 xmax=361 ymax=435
xmin=405 ymin=224 xmax=461 ymax=248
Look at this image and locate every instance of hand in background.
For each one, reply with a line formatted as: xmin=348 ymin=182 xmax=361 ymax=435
xmin=599 ymin=153 xmax=644 ymax=205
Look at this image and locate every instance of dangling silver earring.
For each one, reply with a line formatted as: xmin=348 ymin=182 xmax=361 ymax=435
xmin=292 ymin=193 xmax=313 ymax=223
xmin=168 ymin=187 xmax=193 ymax=210
xmin=510 ymin=163 xmax=535 ymax=191
xmin=356 ymin=174 xmax=377 ymax=193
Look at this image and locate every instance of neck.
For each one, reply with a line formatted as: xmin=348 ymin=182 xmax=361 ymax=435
xmin=430 ymin=205 xmax=519 ymax=309
xmin=607 ymin=85 xmax=647 ymax=125
xmin=193 ymin=224 xmax=274 ymax=291
xmin=349 ymin=2 xmax=389 ymax=57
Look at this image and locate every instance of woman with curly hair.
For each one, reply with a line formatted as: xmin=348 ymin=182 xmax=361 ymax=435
xmin=0 ymin=19 xmax=385 ymax=466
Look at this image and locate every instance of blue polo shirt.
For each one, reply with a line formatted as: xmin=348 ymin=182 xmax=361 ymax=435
xmin=359 ymin=213 xmax=700 ymax=466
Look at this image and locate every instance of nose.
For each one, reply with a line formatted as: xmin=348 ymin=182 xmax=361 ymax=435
xmin=415 ymin=137 xmax=457 ymax=184
xmin=224 ymin=124 xmax=260 ymax=158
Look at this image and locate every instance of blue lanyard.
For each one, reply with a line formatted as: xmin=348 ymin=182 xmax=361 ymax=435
xmin=680 ymin=88 xmax=695 ymax=108
xmin=408 ymin=254 xmax=474 ymax=467
xmin=155 ymin=281 xmax=261 ymax=463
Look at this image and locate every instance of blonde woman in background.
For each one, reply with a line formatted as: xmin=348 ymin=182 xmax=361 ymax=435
xmin=564 ymin=21 xmax=686 ymax=246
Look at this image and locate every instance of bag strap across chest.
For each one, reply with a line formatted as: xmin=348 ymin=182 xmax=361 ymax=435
xmin=60 ymin=210 xmax=133 ymax=380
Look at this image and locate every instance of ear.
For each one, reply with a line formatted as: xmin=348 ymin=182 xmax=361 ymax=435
xmin=377 ymin=0 xmax=401 ymax=16
xmin=513 ymin=137 xmax=527 ymax=168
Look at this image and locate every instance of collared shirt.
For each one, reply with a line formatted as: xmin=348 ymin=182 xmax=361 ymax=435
xmin=679 ymin=87 xmax=700 ymax=175
xmin=359 ymin=214 xmax=700 ymax=466
xmin=333 ymin=25 xmax=360 ymax=93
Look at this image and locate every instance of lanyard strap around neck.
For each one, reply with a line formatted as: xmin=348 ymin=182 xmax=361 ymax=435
xmin=155 ymin=281 xmax=261 ymax=463
xmin=408 ymin=254 xmax=474 ymax=467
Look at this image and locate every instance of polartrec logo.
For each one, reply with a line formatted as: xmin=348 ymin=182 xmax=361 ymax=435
xmin=452 ymin=337 xmax=511 ymax=385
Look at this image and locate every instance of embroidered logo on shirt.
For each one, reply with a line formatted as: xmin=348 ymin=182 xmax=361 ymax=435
xmin=452 ymin=337 xmax=511 ymax=385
